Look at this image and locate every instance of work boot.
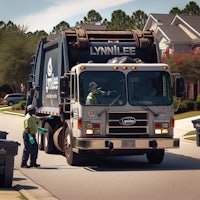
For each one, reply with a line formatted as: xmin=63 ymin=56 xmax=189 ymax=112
xmin=21 ymin=164 xmax=30 ymax=168
xmin=30 ymin=163 xmax=41 ymax=168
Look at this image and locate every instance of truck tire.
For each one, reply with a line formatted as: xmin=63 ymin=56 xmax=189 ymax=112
xmin=64 ymin=127 xmax=80 ymax=166
xmin=37 ymin=121 xmax=45 ymax=150
xmin=43 ymin=122 xmax=56 ymax=154
xmin=146 ymin=149 xmax=165 ymax=164
xmin=37 ymin=131 xmax=44 ymax=150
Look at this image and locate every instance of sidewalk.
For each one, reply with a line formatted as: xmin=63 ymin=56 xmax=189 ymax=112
xmin=0 ymin=188 xmax=22 ymax=200
xmin=0 ymin=108 xmax=57 ymax=200
xmin=174 ymin=115 xmax=199 ymax=139
xmin=0 ymin=167 xmax=58 ymax=200
xmin=0 ymin=169 xmax=37 ymax=200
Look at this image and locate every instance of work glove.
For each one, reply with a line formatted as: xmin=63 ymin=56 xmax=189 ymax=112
xmin=28 ymin=134 xmax=35 ymax=144
xmin=37 ymin=127 xmax=48 ymax=134
xmin=46 ymin=115 xmax=53 ymax=120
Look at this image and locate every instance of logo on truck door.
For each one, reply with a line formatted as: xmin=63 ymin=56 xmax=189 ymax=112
xmin=46 ymin=57 xmax=58 ymax=94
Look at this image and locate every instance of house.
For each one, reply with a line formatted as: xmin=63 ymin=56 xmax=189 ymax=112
xmin=143 ymin=14 xmax=200 ymax=99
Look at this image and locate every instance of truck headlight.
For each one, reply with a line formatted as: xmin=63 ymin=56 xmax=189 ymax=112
xmin=85 ymin=122 xmax=101 ymax=135
xmin=86 ymin=129 xmax=94 ymax=135
xmin=154 ymin=122 xmax=169 ymax=135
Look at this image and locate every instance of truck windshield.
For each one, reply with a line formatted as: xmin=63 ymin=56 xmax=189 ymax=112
xmin=79 ymin=71 xmax=126 ymax=106
xmin=127 ymin=71 xmax=173 ymax=105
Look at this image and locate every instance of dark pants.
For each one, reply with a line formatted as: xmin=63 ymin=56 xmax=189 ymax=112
xmin=21 ymin=132 xmax=38 ymax=165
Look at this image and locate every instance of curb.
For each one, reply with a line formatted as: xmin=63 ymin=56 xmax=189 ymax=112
xmin=180 ymin=135 xmax=196 ymax=144
xmin=14 ymin=185 xmax=37 ymax=200
xmin=2 ymin=111 xmax=24 ymax=117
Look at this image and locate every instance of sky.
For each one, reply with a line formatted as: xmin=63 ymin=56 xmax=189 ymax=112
xmin=0 ymin=0 xmax=199 ymax=33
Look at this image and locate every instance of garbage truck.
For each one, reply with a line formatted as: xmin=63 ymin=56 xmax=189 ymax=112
xmin=26 ymin=26 xmax=184 ymax=165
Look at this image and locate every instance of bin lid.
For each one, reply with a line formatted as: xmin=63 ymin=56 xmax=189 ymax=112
xmin=192 ymin=119 xmax=200 ymax=123
xmin=192 ymin=118 xmax=200 ymax=128
xmin=0 ymin=131 xmax=8 ymax=139
xmin=0 ymin=139 xmax=20 ymax=156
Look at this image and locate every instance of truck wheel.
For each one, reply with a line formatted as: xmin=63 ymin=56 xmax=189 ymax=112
xmin=37 ymin=131 xmax=44 ymax=150
xmin=146 ymin=149 xmax=165 ymax=164
xmin=64 ymin=128 xmax=80 ymax=166
xmin=43 ymin=122 xmax=55 ymax=154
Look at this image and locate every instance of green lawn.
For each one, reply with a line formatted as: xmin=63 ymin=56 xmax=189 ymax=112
xmin=184 ymin=130 xmax=196 ymax=141
xmin=174 ymin=110 xmax=200 ymax=120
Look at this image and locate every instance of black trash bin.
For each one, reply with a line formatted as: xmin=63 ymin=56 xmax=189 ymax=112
xmin=192 ymin=119 xmax=200 ymax=146
xmin=0 ymin=139 xmax=20 ymax=188
xmin=0 ymin=131 xmax=8 ymax=139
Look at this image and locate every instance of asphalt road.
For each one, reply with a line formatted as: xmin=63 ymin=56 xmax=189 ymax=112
xmin=1 ymin=113 xmax=200 ymax=200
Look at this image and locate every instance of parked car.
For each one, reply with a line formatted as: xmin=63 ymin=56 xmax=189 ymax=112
xmin=3 ymin=93 xmax=26 ymax=106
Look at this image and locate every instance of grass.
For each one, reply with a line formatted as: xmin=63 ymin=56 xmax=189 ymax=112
xmin=174 ymin=110 xmax=200 ymax=120
xmin=20 ymin=193 xmax=28 ymax=200
xmin=185 ymin=136 xmax=196 ymax=141
xmin=0 ymin=105 xmax=25 ymax=114
xmin=184 ymin=130 xmax=196 ymax=141
xmin=184 ymin=130 xmax=196 ymax=136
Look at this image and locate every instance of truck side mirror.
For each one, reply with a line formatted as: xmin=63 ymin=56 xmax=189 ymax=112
xmin=175 ymin=77 xmax=184 ymax=98
xmin=60 ymin=76 xmax=69 ymax=98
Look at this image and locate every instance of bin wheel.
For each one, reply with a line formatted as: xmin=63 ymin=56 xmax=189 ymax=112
xmin=146 ymin=149 xmax=165 ymax=164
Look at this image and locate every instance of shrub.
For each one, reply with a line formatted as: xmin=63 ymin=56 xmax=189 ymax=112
xmin=176 ymin=102 xmax=188 ymax=113
xmin=12 ymin=100 xmax=26 ymax=110
xmin=194 ymin=101 xmax=198 ymax=110
xmin=174 ymin=96 xmax=182 ymax=112
xmin=197 ymin=94 xmax=200 ymax=102
xmin=196 ymin=95 xmax=200 ymax=110
xmin=182 ymin=99 xmax=194 ymax=110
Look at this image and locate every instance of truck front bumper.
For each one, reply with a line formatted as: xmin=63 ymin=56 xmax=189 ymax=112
xmin=75 ymin=137 xmax=179 ymax=150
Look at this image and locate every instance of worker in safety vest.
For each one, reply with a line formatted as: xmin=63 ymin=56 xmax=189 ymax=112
xmin=21 ymin=105 xmax=52 ymax=168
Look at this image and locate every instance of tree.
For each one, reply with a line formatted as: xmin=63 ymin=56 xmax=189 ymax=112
xmin=170 ymin=7 xmax=182 ymax=14
xmin=131 ymin=10 xmax=148 ymax=30
xmin=183 ymin=1 xmax=200 ymax=15
xmin=0 ymin=32 xmax=30 ymax=91
xmin=106 ymin=10 xmax=131 ymax=30
xmin=0 ymin=21 xmax=42 ymax=92
xmin=170 ymin=1 xmax=200 ymax=15
xmin=83 ymin=10 xmax=103 ymax=24
xmin=52 ymin=21 xmax=70 ymax=34
xmin=0 ymin=20 xmax=5 ymax=29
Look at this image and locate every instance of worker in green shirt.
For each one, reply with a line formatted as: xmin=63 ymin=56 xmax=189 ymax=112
xmin=21 ymin=104 xmax=47 ymax=168
xmin=85 ymin=81 xmax=111 ymax=105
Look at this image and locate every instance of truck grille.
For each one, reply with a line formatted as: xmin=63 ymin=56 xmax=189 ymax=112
xmin=107 ymin=111 xmax=148 ymax=135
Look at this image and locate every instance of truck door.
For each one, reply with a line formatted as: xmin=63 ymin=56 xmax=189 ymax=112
xmin=70 ymin=73 xmax=79 ymax=135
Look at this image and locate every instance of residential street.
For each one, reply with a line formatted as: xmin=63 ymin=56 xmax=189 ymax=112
xmin=1 ymin=113 xmax=200 ymax=200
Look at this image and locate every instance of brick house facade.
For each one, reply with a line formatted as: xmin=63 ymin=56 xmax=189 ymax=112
xmin=143 ymin=14 xmax=200 ymax=99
